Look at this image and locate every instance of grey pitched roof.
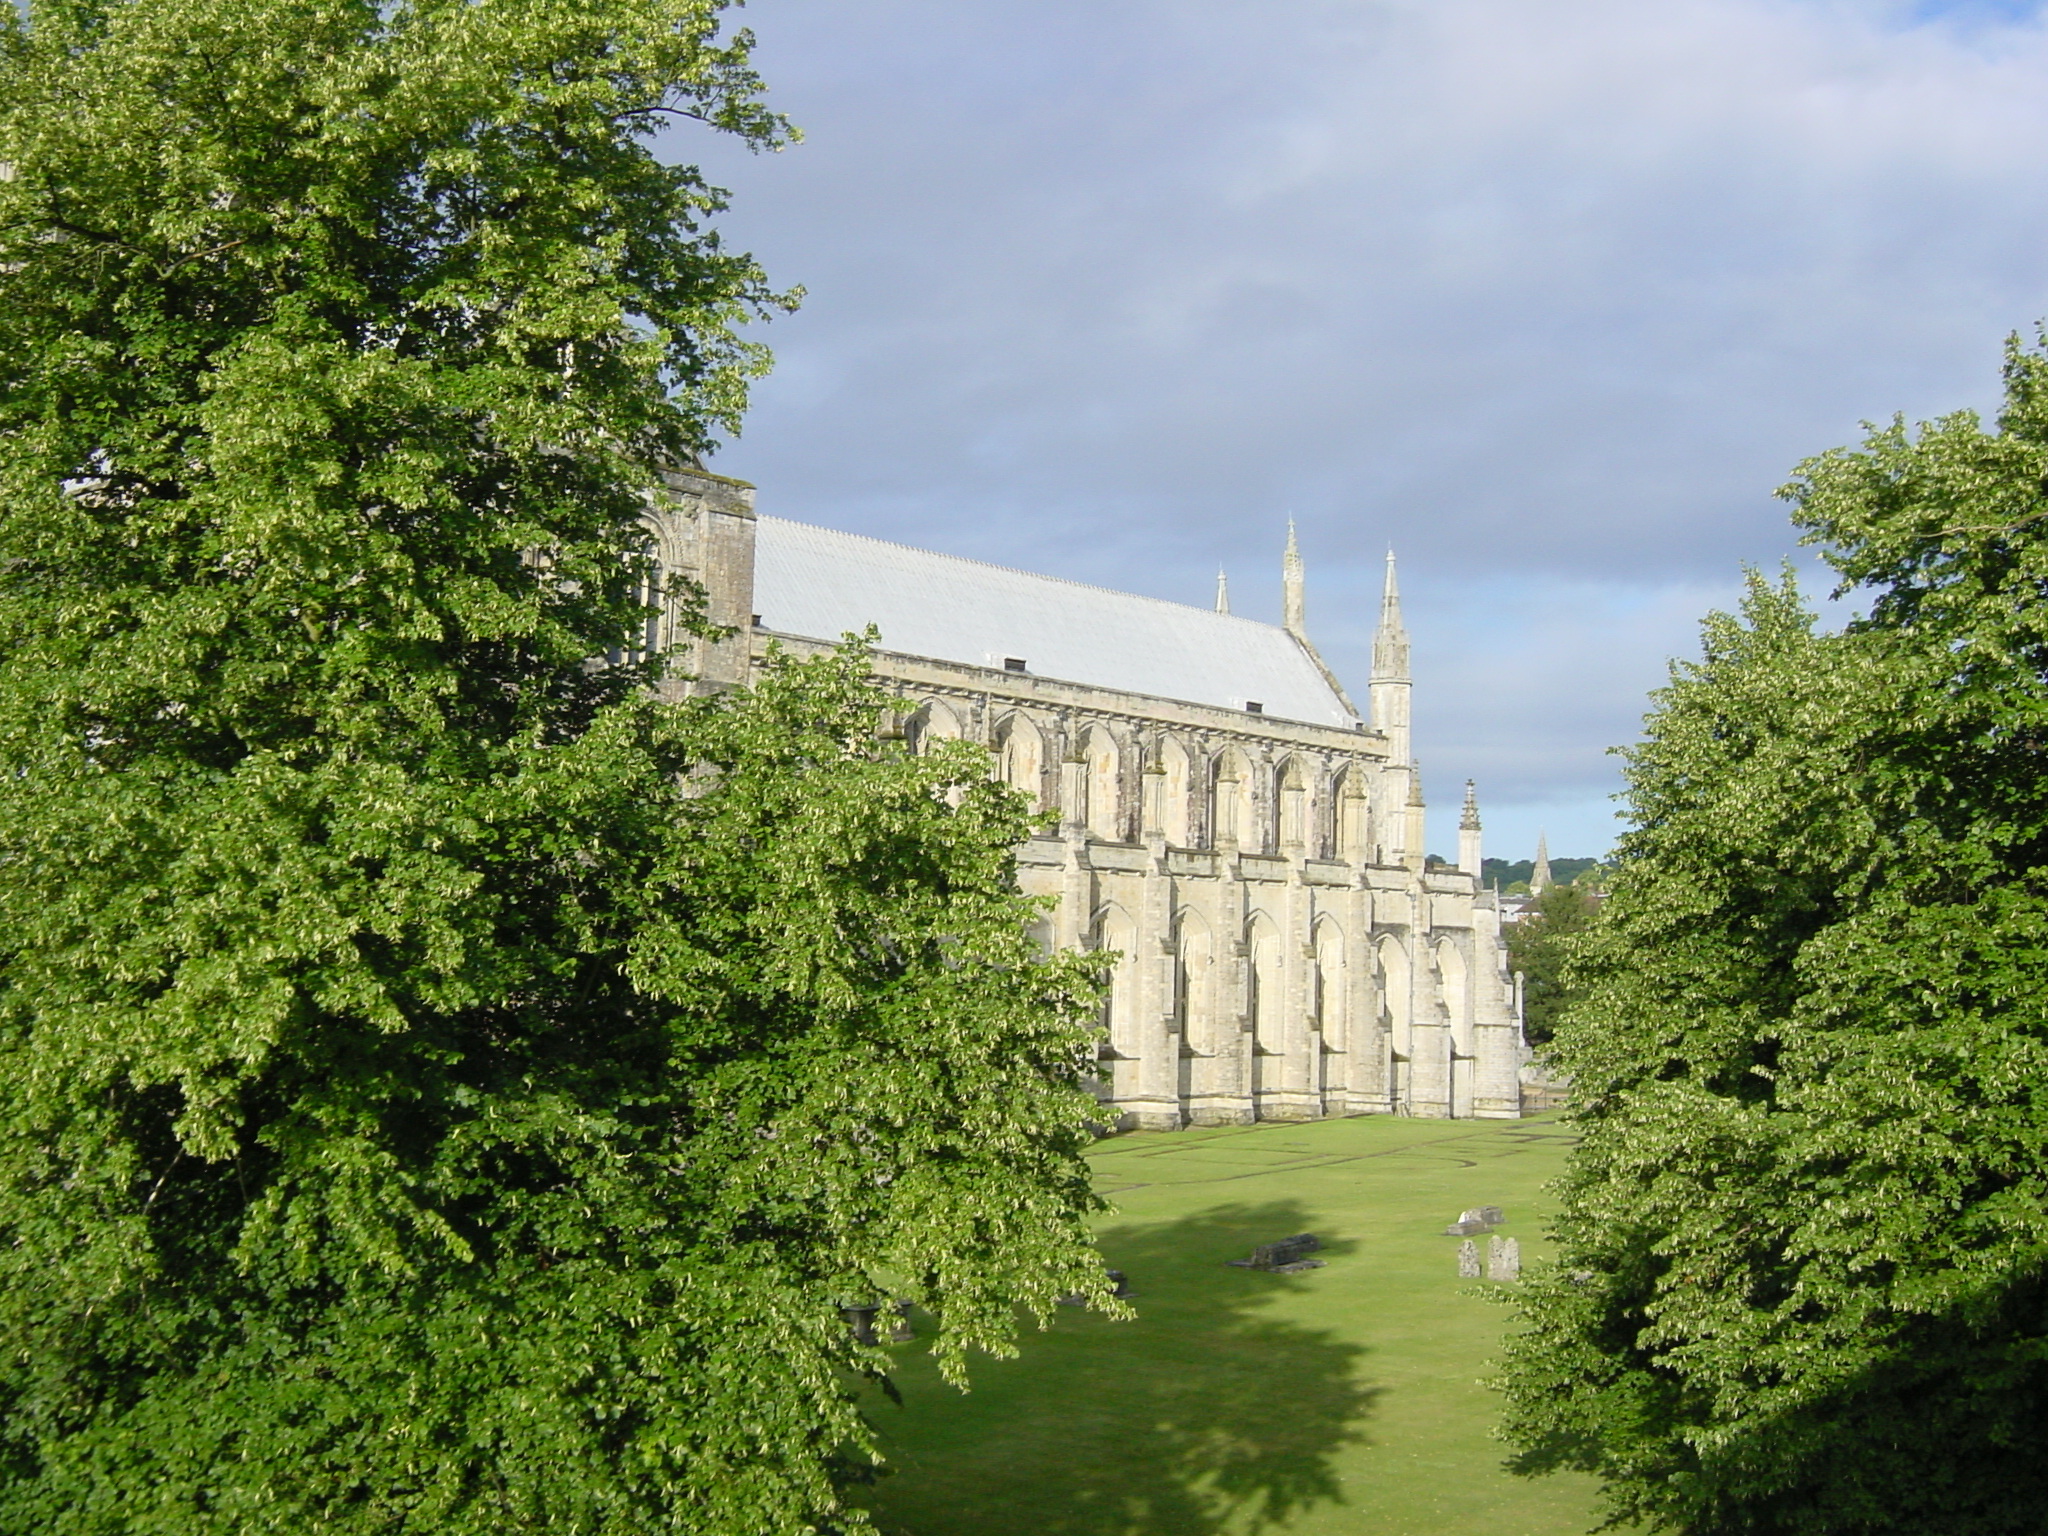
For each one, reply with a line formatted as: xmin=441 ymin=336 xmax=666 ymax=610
xmin=752 ymin=516 xmax=1360 ymax=728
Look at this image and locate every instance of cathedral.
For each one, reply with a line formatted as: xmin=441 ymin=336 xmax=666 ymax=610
xmin=644 ymin=466 xmax=1526 ymax=1126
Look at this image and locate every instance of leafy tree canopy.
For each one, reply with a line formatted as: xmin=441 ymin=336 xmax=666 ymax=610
xmin=1500 ymin=339 xmax=2048 ymax=1534
xmin=0 ymin=1 xmax=1112 ymax=1529
xmin=1503 ymin=884 xmax=1598 ymax=1048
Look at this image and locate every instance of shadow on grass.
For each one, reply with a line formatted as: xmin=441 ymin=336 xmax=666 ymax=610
xmin=864 ymin=1200 xmax=1379 ymax=1536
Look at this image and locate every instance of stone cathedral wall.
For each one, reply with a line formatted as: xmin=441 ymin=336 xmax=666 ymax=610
xmin=640 ymin=467 xmax=1525 ymax=1125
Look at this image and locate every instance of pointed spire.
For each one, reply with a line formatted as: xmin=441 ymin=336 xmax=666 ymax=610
xmin=1372 ymin=548 xmax=1410 ymax=682
xmin=1282 ymin=519 xmax=1306 ymax=636
xmin=1214 ymin=567 xmax=1230 ymax=615
xmin=1459 ymin=780 xmax=1483 ymax=875
xmin=1531 ymin=832 xmax=1552 ymax=894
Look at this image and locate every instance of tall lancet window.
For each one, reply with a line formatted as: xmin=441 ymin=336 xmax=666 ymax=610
xmin=1083 ymin=726 xmax=1122 ymax=842
xmin=1095 ymin=905 xmax=1140 ymax=1061
xmin=607 ymin=543 xmax=665 ymax=667
xmin=1176 ymin=909 xmax=1214 ymax=1053
xmin=1335 ymin=766 xmax=1371 ymax=863
xmin=1314 ymin=919 xmax=1345 ymax=1053
xmin=638 ymin=557 xmax=664 ymax=657
xmin=1276 ymin=757 xmax=1309 ymax=850
xmin=995 ymin=716 xmax=1046 ymax=811
xmin=1378 ymin=935 xmax=1412 ymax=1062
xmin=1158 ymin=735 xmax=1192 ymax=846
xmin=1247 ymin=916 xmax=1283 ymax=1100
xmin=1210 ymin=749 xmax=1254 ymax=848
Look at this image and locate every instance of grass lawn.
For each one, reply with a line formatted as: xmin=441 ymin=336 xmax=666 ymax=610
xmin=852 ymin=1113 xmax=1606 ymax=1536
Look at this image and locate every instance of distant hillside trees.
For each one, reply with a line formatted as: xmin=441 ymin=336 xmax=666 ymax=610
xmin=1481 ymin=856 xmax=1607 ymax=892
xmin=0 ymin=2 xmax=1111 ymax=1529
xmin=1500 ymin=340 xmax=2048 ymax=1534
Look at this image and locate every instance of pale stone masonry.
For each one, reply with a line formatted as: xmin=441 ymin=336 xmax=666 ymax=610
xmin=645 ymin=467 xmax=1525 ymax=1126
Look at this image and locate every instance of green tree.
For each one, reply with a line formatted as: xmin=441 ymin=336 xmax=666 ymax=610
xmin=0 ymin=2 xmax=1113 ymax=1529
xmin=1500 ymin=340 xmax=2048 ymax=1534
xmin=1504 ymin=883 xmax=1597 ymax=1048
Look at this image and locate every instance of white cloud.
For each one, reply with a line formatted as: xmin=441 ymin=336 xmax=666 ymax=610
xmin=673 ymin=0 xmax=2048 ymax=823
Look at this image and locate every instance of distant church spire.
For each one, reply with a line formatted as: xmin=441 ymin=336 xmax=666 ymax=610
xmin=1215 ymin=567 xmax=1230 ymax=615
xmin=1370 ymin=548 xmax=1413 ymax=765
xmin=1531 ymin=832 xmax=1553 ymax=894
xmin=1282 ymin=520 xmax=1306 ymax=636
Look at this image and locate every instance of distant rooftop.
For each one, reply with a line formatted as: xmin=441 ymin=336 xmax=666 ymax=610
xmin=752 ymin=516 xmax=1359 ymax=728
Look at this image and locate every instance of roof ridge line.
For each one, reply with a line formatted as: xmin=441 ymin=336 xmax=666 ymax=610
xmin=757 ymin=514 xmax=1288 ymax=632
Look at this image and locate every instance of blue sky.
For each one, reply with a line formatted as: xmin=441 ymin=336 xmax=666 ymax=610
xmin=667 ymin=0 xmax=2048 ymax=860
xmin=1909 ymin=1 xmax=2042 ymax=22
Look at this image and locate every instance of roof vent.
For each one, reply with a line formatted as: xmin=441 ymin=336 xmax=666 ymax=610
xmin=1245 ymin=700 xmax=1264 ymax=714
xmin=1004 ymin=657 xmax=1028 ymax=673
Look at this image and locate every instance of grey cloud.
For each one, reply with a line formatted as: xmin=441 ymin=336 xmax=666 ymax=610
xmin=666 ymin=0 xmax=2048 ymax=846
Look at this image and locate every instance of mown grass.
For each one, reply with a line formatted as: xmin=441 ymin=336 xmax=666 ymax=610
xmin=852 ymin=1113 xmax=1604 ymax=1536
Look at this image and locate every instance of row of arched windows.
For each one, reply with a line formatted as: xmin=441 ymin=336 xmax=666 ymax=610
xmin=906 ymin=699 xmax=1377 ymax=859
xmin=1095 ymin=908 xmax=1474 ymax=1082
xmin=1097 ymin=907 xmax=1356 ymax=1063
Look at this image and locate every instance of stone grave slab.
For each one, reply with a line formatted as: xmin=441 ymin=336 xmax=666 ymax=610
xmin=1226 ymin=1232 xmax=1326 ymax=1273
xmin=1490 ymin=1237 xmax=1521 ymax=1281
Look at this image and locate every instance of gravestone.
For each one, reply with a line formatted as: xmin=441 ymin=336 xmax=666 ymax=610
xmin=840 ymin=1304 xmax=880 ymax=1347
xmin=1457 ymin=1239 xmax=1481 ymax=1278
xmin=887 ymin=1301 xmax=916 ymax=1342
xmin=1227 ymin=1233 xmax=1325 ymax=1273
xmin=1058 ymin=1266 xmax=1135 ymax=1305
xmin=1491 ymin=1237 xmax=1521 ymax=1281
xmin=1446 ymin=1205 xmax=1506 ymax=1236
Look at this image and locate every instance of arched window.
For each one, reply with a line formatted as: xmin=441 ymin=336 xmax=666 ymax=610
xmin=1313 ymin=918 xmax=1346 ymax=1053
xmin=1158 ymin=735 xmax=1193 ymax=846
xmin=607 ymin=538 xmax=667 ymax=667
xmin=993 ymin=714 xmax=1047 ymax=811
xmin=637 ymin=556 xmax=665 ymax=657
xmin=1377 ymin=935 xmax=1411 ymax=1061
xmin=1175 ymin=908 xmax=1214 ymax=1053
xmin=1095 ymin=905 xmax=1140 ymax=1060
xmin=1247 ymin=914 xmax=1283 ymax=1108
xmin=903 ymin=700 xmax=960 ymax=756
xmin=1210 ymin=748 xmax=1255 ymax=849
xmin=1378 ymin=934 xmax=1413 ymax=1113
xmin=1436 ymin=938 xmax=1471 ymax=1056
xmin=1335 ymin=766 xmax=1371 ymax=863
xmin=1437 ymin=938 xmax=1473 ymax=1117
xmin=1276 ymin=757 xmax=1309 ymax=850
xmin=1247 ymin=915 xmax=1283 ymax=1058
xmin=1082 ymin=726 xmax=1123 ymax=842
